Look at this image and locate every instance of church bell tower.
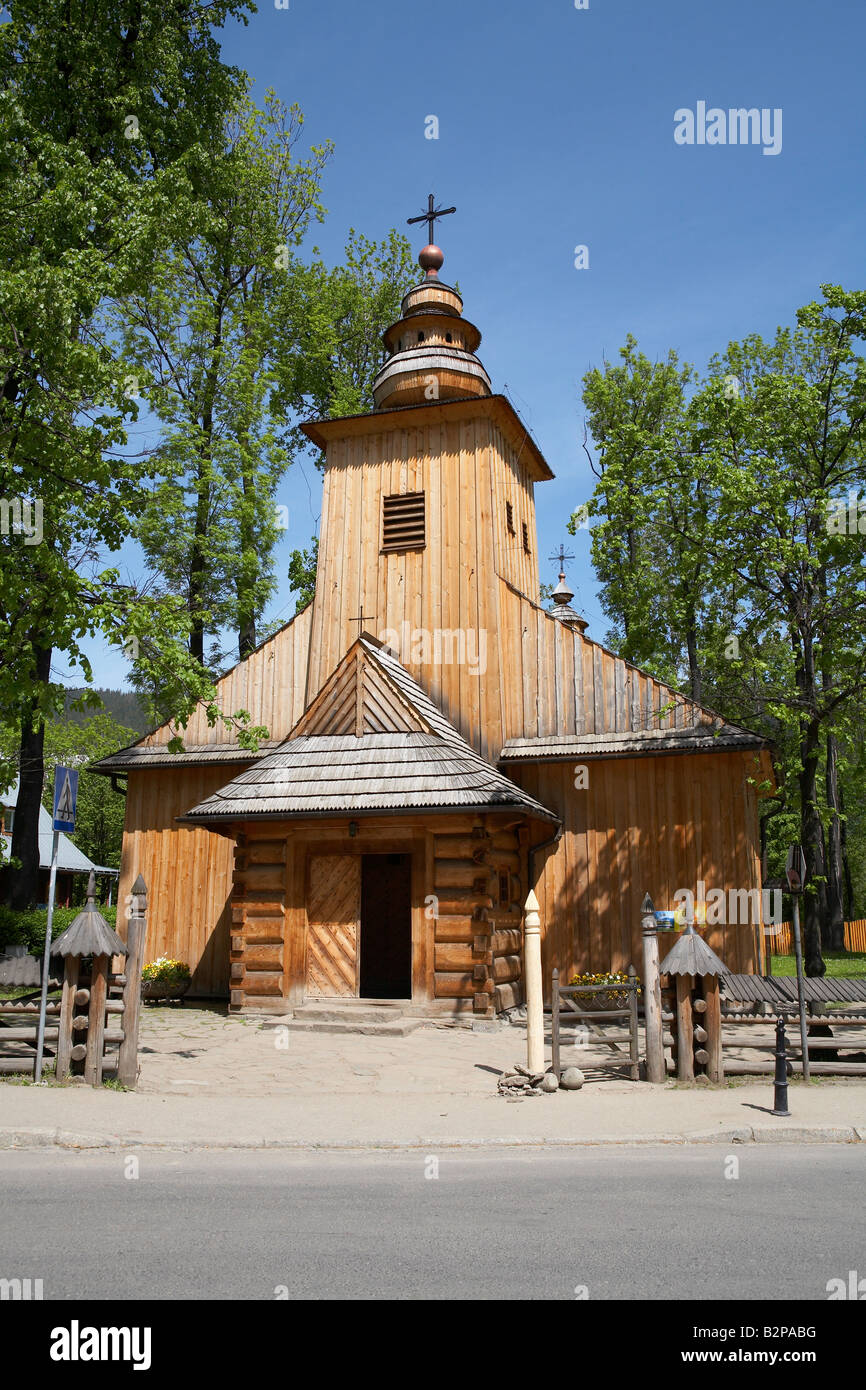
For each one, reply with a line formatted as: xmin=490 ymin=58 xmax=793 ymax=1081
xmin=300 ymin=197 xmax=555 ymax=761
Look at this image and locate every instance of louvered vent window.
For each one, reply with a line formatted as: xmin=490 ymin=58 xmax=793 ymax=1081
xmin=522 ymin=521 xmax=531 ymax=554
xmin=382 ymin=492 xmax=426 ymax=553
xmin=506 ymin=501 xmax=515 ymax=535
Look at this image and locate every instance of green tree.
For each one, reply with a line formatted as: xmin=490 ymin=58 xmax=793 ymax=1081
xmin=0 ymin=0 xmax=253 ymax=908
xmin=691 ymin=286 xmax=866 ymax=970
xmin=577 ymin=287 xmax=866 ymax=973
xmin=1 ymin=711 xmax=136 ymax=870
xmin=574 ymin=336 xmax=707 ymax=698
xmin=116 ymin=90 xmax=332 ymax=669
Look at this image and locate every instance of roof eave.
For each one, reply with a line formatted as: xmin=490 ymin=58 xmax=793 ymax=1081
xmin=177 ymin=800 xmax=559 ymax=828
xmin=299 ymin=394 xmax=554 ymax=482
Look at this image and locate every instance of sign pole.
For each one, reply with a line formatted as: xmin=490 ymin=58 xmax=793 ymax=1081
xmin=791 ymin=895 xmax=810 ymax=1084
xmin=34 ymin=765 xmax=79 ymax=1082
xmin=34 ymin=829 xmax=59 ymax=1082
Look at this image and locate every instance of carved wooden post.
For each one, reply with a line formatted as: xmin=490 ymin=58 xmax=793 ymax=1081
xmin=675 ymin=973 xmax=695 ymax=1083
xmin=84 ymin=956 xmax=108 ymax=1086
xmin=551 ymin=967 xmax=561 ymax=1081
xmin=117 ymin=874 xmax=148 ymax=1088
xmin=524 ymin=889 xmax=544 ymax=1074
xmin=641 ymin=894 xmax=665 ymax=1083
xmin=627 ymin=964 xmax=640 ymax=1081
xmin=703 ymin=974 xmax=723 ymax=1082
xmin=54 ymin=956 xmax=79 ymax=1083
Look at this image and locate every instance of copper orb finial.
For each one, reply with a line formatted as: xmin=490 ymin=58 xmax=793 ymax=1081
xmin=418 ymin=243 xmax=444 ymax=279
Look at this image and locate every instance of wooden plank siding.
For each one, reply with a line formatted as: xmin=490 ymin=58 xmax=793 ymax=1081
xmin=134 ymin=601 xmax=314 ymax=750
xmin=118 ymin=765 xmax=244 ymax=996
xmin=515 ymin=751 xmax=763 ymax=999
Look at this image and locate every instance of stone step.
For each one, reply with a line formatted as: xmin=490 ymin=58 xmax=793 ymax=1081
xmin=283 ymin=1017 xmax=424 ymax=1037
xmin=292 ymin=1002 xmax=406 ymax=1024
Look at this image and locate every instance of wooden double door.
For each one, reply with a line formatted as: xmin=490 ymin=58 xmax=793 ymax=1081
xmin=305 ymin=852 xmax=412 ymax=999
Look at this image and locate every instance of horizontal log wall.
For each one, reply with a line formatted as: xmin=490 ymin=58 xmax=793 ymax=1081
xmin=431 ymin=819 xmax=525 ymax=1016
xmin=432 ymin=820 xmax=492 ymax=1014
xmin=230 ymin=830 xmax=289 ymax=1013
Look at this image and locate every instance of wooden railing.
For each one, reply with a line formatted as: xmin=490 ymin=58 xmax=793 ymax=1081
xmin=769 ymin=919 xmax=866 ymax=955
xmin=0 ymin=875 xmax=149 ymax=1086
xmin=551 ymin=967 xmax=642 ymax=1081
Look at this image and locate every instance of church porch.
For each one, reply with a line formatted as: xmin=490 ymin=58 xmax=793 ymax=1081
xmin=227 ymin=812 xmax=534 ymax=1020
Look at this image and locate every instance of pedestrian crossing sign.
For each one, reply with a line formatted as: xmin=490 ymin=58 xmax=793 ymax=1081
xmin=53 ymin=766 xmax=79 ymax=833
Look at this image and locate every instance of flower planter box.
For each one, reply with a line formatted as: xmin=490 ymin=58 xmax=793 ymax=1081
xmin=568 ymin=974 xmax=637 ymax=1013
xmin=141 ymin=979 xmax=190 ymax=1003
xmin=574 ymin=990 xmax=631 ymax=1012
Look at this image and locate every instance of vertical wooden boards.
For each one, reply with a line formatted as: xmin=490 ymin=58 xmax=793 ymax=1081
xmin=305 ymin=854 xmax=361 ymax=997
xmin=118 ymin=766 xmax=237 ymax=996
xmin=512 ymin=750 xmax=765 ymax=995
xmin=135 ymin=602 xmax=313 ymax=751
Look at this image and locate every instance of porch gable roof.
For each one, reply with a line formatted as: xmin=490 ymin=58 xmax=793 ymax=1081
xmin=179 ymin=635 xmax=558 ymax=825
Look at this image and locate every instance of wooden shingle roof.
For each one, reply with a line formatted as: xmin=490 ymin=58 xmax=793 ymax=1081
xmin=179 ymin=636 xmax=558 ymax=825
xmin=500 ymin=723 xmax=765 ymax=762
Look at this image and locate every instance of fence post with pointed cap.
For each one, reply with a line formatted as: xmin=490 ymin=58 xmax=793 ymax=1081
xmin=524 ymin=889 xmax=544 ymax=1074
xmin=117 ymin=874 xmax=148 ymax=1088
xmin=641 ymin=893 xmax=665 ymax=1083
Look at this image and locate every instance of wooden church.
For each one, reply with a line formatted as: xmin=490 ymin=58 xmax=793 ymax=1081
xmin=97 ymin=208 xmax=771 ymax=1019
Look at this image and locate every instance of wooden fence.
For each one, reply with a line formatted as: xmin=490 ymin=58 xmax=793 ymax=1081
xmin=769 ymin=919 xmax=866 ymax=955
xmin=551 ymin=966 xmax=645 ymax=1081
xmin=0 ymin=876 xmax=148 ymax=1086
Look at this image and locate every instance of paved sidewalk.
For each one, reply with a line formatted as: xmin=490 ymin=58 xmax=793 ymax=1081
xmin=1 ymin=1003 xmax=864 ymax=1151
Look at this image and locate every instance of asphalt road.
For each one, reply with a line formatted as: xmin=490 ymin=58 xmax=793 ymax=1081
xmin=1 ymin=1145 xmax=863 ymax=1300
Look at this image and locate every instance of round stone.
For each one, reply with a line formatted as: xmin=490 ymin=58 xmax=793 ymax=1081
xmin=540 ymin=1073 xmax=559 ymax=1093
xmin=560 ymin=1067 xmax=585 ymax=1090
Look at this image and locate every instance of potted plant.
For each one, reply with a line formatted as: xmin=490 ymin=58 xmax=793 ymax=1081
xmin=141 ymin=956 xmax=191 ymax=1002
xmin=568 ymin=970 xmax=639 ymax=1011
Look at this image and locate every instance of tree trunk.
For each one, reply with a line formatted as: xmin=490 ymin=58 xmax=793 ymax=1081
xmin=5 ymin=643 xmax=52 ymax=911
xmin=685 ymin=614 xmax=701 ymax=705
xmin=187 ymin=457 xmax=209 ymax=667
xmin=799 ymin=720 xmax=826 ymax=976
xmin=236 ymin=430 xmax=257 ymax=662
xmin=824 ymin=732 xmax=845 ymax=950
xmin=839 ymin=782 xmax=854 ymax=922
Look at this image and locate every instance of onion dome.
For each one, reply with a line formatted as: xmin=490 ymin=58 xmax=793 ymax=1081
xmin=51 ymin=871 xmax=127 ymax=958
xmin=372 ymin=242 xmax=492 ymax=410
xmin=550 ymin=569 xmax=589 ymax=635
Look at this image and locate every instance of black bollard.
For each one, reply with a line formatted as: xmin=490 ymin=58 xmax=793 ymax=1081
xmin=771 ymin=1013 xmax=791 ymax=1117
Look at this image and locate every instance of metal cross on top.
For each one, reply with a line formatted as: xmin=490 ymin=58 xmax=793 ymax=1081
xmin=407 ymin=193 xmax=456 ymax=244
xmin=548 ymin=545 xmax=575 ymax=572
xmin=348 ymin=606 xmax=376 ymax=632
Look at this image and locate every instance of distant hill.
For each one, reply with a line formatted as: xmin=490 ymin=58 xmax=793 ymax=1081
xmin=63 ymin=688 xmax=150 ymax=736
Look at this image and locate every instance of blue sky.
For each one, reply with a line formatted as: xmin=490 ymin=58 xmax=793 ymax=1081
xmin=73 ymin=0 xmax=866 ymax=690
